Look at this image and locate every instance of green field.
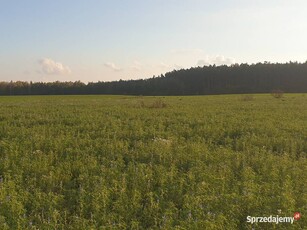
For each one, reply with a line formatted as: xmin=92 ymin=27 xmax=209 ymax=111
xmin=0 ymin=94 xmax=306 ymax=229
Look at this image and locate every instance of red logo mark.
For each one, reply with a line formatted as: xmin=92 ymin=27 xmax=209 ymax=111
xmin=294 ymin=212 xmax=301 ymax=221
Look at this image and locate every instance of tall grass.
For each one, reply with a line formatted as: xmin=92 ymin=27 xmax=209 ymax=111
xmin=0 ymin=94 xmax=305 ymax=229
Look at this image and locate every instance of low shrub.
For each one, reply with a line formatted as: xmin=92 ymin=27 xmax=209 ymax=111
xmin=271 ymin=90 xmax=284 ymax=98
xmin=135 ymin=99 xmax=167 ymax=108
xmin=149 ymin=99 xmax=167 ymax=108
xmin=240 ymin=95 xmax=254 ymax=101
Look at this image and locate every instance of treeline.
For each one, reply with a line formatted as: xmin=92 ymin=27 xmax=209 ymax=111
xmin=1 ymin=62 xmax=307 ymax=96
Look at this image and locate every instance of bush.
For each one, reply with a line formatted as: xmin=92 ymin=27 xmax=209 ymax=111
xmin=271 ymin=90 xmax=284 ymax=99
xmin=240 ymin=95 xmax=254 ymax=101
xmin=149 ymin=99 xmax=167 ymax=108
xmin=135 ymin=99 xmax=167 ymax=108
xmin=137 ymin=100 xmax=146 ymax=108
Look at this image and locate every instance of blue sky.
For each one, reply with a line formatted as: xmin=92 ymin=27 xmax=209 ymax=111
xmin=1 ymin=0 xmax=307 ymax=82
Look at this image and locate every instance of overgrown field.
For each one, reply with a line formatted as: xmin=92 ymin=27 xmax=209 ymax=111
xmin=0 ymin=94 xmax=306 ymax=229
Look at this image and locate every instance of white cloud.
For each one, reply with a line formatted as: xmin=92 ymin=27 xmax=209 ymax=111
xmin=158 ymin=62 xmax=170 ymax=68
xmin=197 ymin=58 xmax=210 ymax=67
xmin=131 ymin=61 xmax=142 ymax=71
xmin=38 ymin=58 xmax=71 ymax=75
xmin=104 ymin=62 xmax=122 ymax=71
xmin=173 ymin=64 xmax=183 ymax=70
xmin=157 ymin=62 xmax=182 ymax=70
xmin=157 ymin=63 xmax=185 ymax=70
xmin=197 ymin=55 xmax=236 ymax=66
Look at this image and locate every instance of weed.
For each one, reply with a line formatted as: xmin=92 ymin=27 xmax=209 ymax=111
xmin=240 ymin=95 xmax=254 ymax=101
xmin=271 ymin=89 xmax=284 ymax=98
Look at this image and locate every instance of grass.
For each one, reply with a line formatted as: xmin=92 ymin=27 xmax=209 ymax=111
xmin=0 ymin=94 xmax=306 ymax=229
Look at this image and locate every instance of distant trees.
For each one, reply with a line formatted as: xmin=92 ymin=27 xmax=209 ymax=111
xmin=0 ymin=81 xmax=86 ymax=95
xmin=1 ymin=62 xmax=307 ymax=96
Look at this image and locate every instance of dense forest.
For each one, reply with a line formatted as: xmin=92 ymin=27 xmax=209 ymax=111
xmin=1 ymin=62 xmax=307 ymax=96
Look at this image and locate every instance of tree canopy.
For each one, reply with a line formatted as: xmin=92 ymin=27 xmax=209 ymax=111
xmin=1 ymin=62 xmax=307 ymax=96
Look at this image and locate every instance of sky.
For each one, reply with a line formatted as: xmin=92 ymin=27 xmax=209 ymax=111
xmin=1 ymin=0 xmax=307 ymax=82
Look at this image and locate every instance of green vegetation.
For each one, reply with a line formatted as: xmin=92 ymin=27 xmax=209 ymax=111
xmin=0 ymin=94 xmax=306 ymax=229
xmin=1 ymin=62 xmax=307 ymax=96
